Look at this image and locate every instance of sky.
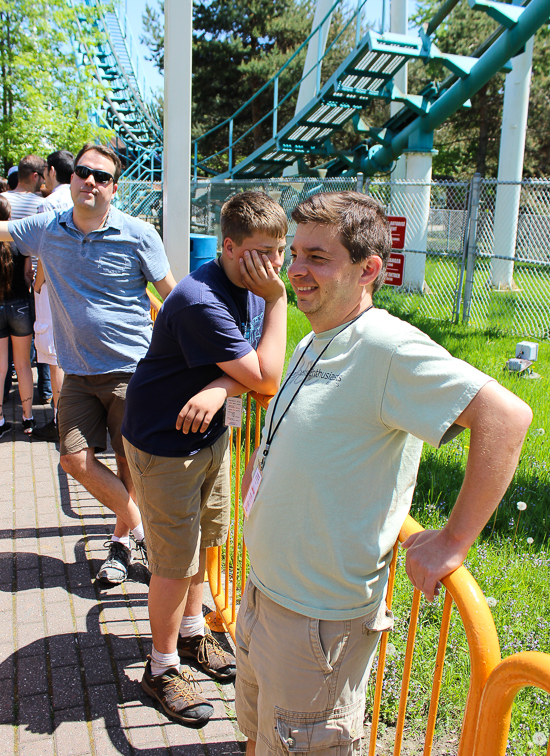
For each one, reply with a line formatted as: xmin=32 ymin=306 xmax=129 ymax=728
xmin=123 ymin=0 xmax=164 ymax=94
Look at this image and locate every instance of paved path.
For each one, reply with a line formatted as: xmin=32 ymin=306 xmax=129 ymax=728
xmin=0 ymin=392 xmax=243 ymax=756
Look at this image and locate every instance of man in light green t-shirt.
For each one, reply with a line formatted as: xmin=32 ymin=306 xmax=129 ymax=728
xmin=235 ymin=191 xmax=532 ymax=756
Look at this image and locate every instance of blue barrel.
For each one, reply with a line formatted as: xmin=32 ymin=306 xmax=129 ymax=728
xmin=190 ymin=234 xmax=218 ymax=272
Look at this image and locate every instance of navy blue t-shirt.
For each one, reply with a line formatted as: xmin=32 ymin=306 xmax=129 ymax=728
xmin=122 ymin=260 xmax=264 ymax=457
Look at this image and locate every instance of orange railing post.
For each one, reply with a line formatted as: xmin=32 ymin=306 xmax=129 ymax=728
xmin=472 ymin=652 xmax=550 ymax=756
xmin=396 ymin=517 xmax=502 ymax=756
xmin=147 ymin=289 xmax=162 ymax=321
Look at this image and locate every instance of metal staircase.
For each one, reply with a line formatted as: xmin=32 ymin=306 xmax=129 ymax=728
xmin=193 ymin=0 xmax=550 ymax=180
xmin=72 ymin=0 xmax=163 ymax=182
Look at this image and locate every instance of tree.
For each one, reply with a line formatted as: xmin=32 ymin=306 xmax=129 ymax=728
xmin=410 ymin=0 xmax=550 ymax=178
xmin=0 ymin=0 xmax=112 ymax=175
xmin=142 ymin=0 xmax=313 ymax=171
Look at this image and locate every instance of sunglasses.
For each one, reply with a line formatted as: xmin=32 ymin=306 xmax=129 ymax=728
xmin=74 ymin=165 xmax=114 ymax=185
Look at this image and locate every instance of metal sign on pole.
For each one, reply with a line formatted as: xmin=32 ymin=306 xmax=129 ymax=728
xmin=384 ymin=216 xmax=407 ymax=287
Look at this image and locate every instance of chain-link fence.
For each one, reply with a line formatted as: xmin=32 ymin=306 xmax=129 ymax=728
xmin=116 ymin=175 xmax=550 ymax=341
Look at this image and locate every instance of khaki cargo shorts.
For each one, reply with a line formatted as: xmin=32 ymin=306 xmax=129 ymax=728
xmin=235 ymin=579 xmax=394 ymax=756
xmin=123 ymin=431 xmax=230 ymax=579
xmin=58 ymin=372 xmax=131 ymax=457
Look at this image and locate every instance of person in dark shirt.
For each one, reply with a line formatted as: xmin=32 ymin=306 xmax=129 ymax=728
xmin=0 ymin=195 xmax=34 ymax=436
xmin=122 ymin=191 xmax=288 ymax=727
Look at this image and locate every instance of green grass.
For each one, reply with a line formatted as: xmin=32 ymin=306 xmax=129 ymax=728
xmin=362 ymin=303 xmax=550 ymax=753
xmin=279 ymin=301 xmax=550 ymax=752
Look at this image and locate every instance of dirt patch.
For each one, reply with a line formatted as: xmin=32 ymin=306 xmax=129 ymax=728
xmin=364 ymin=723 xmax=459 ymax=755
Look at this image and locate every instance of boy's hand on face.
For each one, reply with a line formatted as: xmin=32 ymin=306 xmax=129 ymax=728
xmin=239 ymin=250 xmax=286 ymax=303
xmin=176 ymin=386 xmax=228 ymax=434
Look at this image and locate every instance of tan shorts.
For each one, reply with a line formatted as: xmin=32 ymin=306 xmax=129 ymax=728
xmin=235 ymin=580 xmax=394 ymax=756
xmin=58 ymin=373 xmax=131 ymax=457
xmin=122 ymin=431 xmax=230 ymax=579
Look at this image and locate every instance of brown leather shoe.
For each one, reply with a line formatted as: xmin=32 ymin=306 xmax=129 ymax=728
xmin=141 ymin=657 xmax=213 ymax=727
xmin=177 ymin=632 xmax=236 ymax=680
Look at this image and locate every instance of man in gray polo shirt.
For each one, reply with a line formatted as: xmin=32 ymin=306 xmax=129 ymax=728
xmin=0 ymin=143 xmax=176 ymax=584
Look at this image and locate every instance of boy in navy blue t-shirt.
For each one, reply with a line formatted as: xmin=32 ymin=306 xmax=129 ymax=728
xmin=122 ymin=192 xmax=287 ymax=726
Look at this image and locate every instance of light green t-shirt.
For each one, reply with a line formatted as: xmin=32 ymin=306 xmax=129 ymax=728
xmin=244 ymin=308 xmax=491 ymax=620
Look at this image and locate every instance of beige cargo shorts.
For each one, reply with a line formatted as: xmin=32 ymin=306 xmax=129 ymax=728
xmin=235 ymin=579 xmax=394 ymax=756
xmin=123 ymin=431 xmax=230 ymax=579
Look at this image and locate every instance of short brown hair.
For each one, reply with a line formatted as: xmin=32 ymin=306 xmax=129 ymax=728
xmin=75 ymin=143 xmax=122 ymax=183
xmin=291 ymin=191 xmax=392 ymax=293
xmin=221 ymin=191 xmax=287 ymax=245
xmin=18 ymin=155 xmax=46 ymax=182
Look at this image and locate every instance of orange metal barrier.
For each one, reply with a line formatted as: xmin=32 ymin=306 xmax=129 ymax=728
xmin=205 ymin=392 xmax=270 ymax=639
xmin=148 ymin=289 xmax=162 ymax=321
xmin=472 ymin=652 xmax=550 ymax=756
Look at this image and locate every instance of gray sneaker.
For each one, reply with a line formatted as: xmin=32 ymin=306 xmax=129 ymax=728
xmin=97 ymin=540 xmax=132 ymax=584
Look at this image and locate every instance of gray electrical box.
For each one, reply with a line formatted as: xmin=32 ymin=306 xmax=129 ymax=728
xmin=515 ymin=341 xmax=539 ymax=361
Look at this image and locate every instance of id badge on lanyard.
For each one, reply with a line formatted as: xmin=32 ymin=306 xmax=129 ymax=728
xmin=243 ymin=467 xmax=262 ymax=518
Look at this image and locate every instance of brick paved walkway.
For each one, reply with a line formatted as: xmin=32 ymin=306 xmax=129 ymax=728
xmin=0 ymin=393 xmax=243 ymax=756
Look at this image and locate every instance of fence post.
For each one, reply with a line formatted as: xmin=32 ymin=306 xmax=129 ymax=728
xmin=356 ymin=172 xmax=364 ymax=193
xmin=462 ymin=173 xmax=482 ymax=324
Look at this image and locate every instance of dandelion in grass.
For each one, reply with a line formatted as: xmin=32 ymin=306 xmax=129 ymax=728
xmin=485 ymin=596 xmax=498 ymax=608
xmin=512 ymin=502 xmax=527 ymax=545
xmin=533 ymin=428 xmax=545 ymax=437
xmin=527 ymin=537 xmax=534 ymax=545
xmin=532 ymin=732 xmax=548 ymax=746
xmin=386 ymin=643 xmax=397 ymax=657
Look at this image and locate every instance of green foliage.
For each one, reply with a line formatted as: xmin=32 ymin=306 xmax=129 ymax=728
xmin=0 ymin=0 xmax=112 ymax=173
xmin=411 ymin=0 xmax=550 ymax=178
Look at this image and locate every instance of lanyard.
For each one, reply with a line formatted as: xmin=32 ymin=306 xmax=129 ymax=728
xmin=259 ymin=305 xmax=373 ymax=471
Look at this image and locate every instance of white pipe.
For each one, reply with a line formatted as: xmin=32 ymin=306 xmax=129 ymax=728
xmin=163 ymin=0 xmax=192 ymax=280
xmin=295 ymin=0 xmax=333 ymax=114
xmin=283 ymin=0 xmax=333 ymax=176
xmin=390 ymin=0 xmax=408 ymax=117
xmin=490 ymin=38 xmax=534 ymax=289
xmin=390 ymin=0 xmax=408 ymax=180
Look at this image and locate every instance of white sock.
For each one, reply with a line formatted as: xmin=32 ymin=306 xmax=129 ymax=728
xmin=131 ymin=523 xmax=145 ymax=542
xmin=179 ymin=613 xmax=205 ymax=638
xmin=23 ymin=414 xmax=33 ymax=421
xmin=150 ymin=645 xmax=180 ymax=677
xmin=0 ymin=418 xmax=4 ymax=427
xmin=53 ymin=407 xmax=58 ymax=421
xmin=111 ymin=534 xmax=131 ymax=548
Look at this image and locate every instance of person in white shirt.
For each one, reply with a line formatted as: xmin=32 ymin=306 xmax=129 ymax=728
xmin=32 ymin=151 xmax=75 ymax=442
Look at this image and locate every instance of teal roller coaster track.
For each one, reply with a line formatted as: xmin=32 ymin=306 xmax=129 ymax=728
xmin=78 ymin=0 xmax=550 ymax=182
xmin=72 ymin=0 xmax=163 ymax=180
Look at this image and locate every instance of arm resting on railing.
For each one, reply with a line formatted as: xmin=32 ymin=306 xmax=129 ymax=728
xmin=403 ymin=380 xmax=532 ymax=602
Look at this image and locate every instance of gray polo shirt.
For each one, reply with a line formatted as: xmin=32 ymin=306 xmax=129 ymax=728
xmin=9 ymin=206 xmax=170 ymax=375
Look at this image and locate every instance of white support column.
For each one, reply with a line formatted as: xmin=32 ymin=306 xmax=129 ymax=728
xmin=388 ymin=0 xmax=430 ymax=292
xmin=283 ymin=0 xmax=333 ymax=176
xmin=390 ymin=0 xmax=408 ymax=181
xmin=490 ymin=37 xmax=534 ymax=289
xmin=390 ymin=152 xmax=431 ymax=289
xmin=163 ymin=0 xmax=192 ymax=281
xmin=295 ymin=0 xmax=333 ymax=111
